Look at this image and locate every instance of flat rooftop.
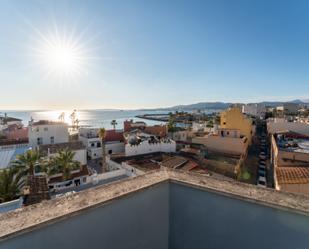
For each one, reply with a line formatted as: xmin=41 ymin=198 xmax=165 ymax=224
xmin=0 ymin=170 xmax=308 ymax=249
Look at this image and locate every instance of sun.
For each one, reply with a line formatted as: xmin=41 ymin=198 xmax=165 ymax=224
xmin=45 ymin=42 xmax=77 ymax=75
xmin=32 ymin=26 xmax=90 ymax=79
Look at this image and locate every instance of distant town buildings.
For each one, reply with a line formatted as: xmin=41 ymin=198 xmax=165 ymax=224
xmin=276 ymin=103 xmax=299 ymax=115
xmin=242 ymin=103 xmax=266 ymax=117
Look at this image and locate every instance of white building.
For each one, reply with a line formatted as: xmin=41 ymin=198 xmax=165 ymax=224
xmin=79 ymin=128 xmax=125 ymax=159
xmin=28 ymin=120 xmax=69 ymax=148
xmin=124 ymin=130 xmax=176 ymax=156
xmin=242 ymin=103 xmax=265 ymax=117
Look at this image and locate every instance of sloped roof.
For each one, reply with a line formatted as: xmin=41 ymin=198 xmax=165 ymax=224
xmin=276 ymin=167 xmax=309 ymax=184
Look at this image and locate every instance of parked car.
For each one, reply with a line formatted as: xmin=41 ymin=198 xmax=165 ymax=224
xmin=257 ymin=176 xmax=267 ymax=187
xmin=259 ymin=159 xmax=266 ymax=165
xmin=259 ymin=164 xmax=266 ymax=170
xmin=258 ymin=169 xmax=266 ymax=177
xmin=259 ymin=155 xmax=267 ymax=160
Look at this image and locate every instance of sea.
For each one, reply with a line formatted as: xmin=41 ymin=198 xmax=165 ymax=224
xmin=0 ymin=110 xmax=170 ymax=130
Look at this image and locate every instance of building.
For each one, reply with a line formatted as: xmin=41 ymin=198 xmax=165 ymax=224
xmin=28 ymin=120 xmax=69 ymax=148
xmin=271 ymin=131 xmax=309 ymax=195
xmin=267 ymin=118 xmax=309 ymax=136
xmin=124 ymin=119 xmax=167 ymax=137
xmin=124 ymin=130 xmax=176 ymax=156
xmin=192 ymin=129 xmax=248 ymax=156
xmin=39 ymin=141 xmax=87 ymax=166
xmin=220 ymin=107 xmax=254 ymax=144
xmin=2 ymin=126 xmax=28 ymax=141
xmin=191 ymin=121 xmax=218 ymax=133
xmin=242 ymin=103 xmax=266 ymax=117
xmin=276 ymin=103 xmax=299 ymax=114
xmin=168 ymin=128 xmax=192 ymax=143
xmin=1 ymin=170 xmax=308 ymax=249
xmin=79 ymin=128 xmax=125 ymax=159
xmin=0 ymin=114 xmax=23 ymax=127
xmin=0 ymin=143 xmax=29 ymax=169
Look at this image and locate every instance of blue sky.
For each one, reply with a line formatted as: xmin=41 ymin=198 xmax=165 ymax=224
xmin=0 ymin=0 xmax=309 ymax=110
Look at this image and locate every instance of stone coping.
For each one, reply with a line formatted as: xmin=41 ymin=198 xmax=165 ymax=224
xmin=0 ymin=169 xmax=308 ymax=241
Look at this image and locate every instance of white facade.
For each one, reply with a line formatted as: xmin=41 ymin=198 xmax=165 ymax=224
xmin=125 ymin=139 xmax=176 ymax=156
xmin=79 ymin=131 xmax=124 ymax=160
xmin=85 ymin=141 xmax=125 ymax=159
xmin=28 ymin=122 xmax=69 ymax=148
xmin=242 ymin=104 xmax=265 ymax=117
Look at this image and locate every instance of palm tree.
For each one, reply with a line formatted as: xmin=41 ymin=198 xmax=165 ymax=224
xmin=11 ymin=150 xmax=41 ymax=178
xmin=98 ymin=128 xmax=107 ymax=172
xmin=111 ymin=120 xmax=117 ymax=130
xmin=0 ymin=168 xmax=23 ymax=203
xmin=51 ymin=149 xmax=80 ymax=181
xmin=168 ymin=117 xmax=176 ymax=133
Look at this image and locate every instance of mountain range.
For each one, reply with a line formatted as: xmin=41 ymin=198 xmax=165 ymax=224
xmin=164 ymin=99 xmax=309 ymax=111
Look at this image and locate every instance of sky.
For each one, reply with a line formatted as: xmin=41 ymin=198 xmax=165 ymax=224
xmin=0 ymin=0 xmax=309 ymax=110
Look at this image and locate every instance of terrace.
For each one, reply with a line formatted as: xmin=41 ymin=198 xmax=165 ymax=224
xmin=0 ymin=169 xmax=308 ymax=249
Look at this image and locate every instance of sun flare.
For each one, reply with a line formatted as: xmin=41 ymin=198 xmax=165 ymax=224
xmin=32 ymin=26 xmax=90 ymax=79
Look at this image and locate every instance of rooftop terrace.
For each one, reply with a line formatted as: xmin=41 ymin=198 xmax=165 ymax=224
xmin=0 ymin=170 xmax=308 ymax=249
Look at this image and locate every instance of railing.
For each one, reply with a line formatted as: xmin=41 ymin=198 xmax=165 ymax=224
xmin=0 ymin=198 xmax=22 ymax=213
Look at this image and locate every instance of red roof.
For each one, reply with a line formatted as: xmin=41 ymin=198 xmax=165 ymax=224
xmin=105 ymin=129 xmax=124 ymax=142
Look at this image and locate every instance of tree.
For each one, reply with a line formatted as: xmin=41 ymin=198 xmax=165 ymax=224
xmin=111 ymin=120 xmax=118 ymax=130
xmin=167 ymin=117 xmax=176 ymax=133
xmin=0 ymin=168 xmax=22 ymax=203
xmin=50 ymin=149 xmax=80 ymax=181
xmin=98 ymin=128 xmax=107 ymax=172
xmin=11 ymin=150 xmax=41 ymax=178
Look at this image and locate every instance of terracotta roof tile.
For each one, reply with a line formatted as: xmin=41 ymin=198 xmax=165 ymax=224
xmin=276 ymin=167 xmax=309 ymax=184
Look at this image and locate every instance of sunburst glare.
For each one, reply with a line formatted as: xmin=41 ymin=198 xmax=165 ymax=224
xmin=30 ymin=23 xmax=95 ymax=80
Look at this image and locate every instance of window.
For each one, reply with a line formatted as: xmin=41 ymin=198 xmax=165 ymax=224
xmin=97 ymin=142 xmax=101 ymax=148
xmin=44 ymin=127 xmax=48 ymax=131
xmin=50 ymin=136 xmax=54 ymax=144
xmin=36 ymin=127 xmax=40 ymax=132
xmin=37 ymin=137 xmax=43 ymax=145
xmin=91 ymin=143 xmax=95 ymax=147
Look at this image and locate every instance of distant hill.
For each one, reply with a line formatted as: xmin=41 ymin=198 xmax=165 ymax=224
xmin=138 ymin=99 xmax=308 ymax=112
xmin=169 ymin=102 xmax=232 ymax=110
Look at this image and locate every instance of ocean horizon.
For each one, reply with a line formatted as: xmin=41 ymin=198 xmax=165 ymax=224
xmin=0 ymin=109 xmax=169 ymax=130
